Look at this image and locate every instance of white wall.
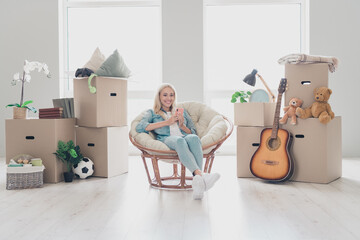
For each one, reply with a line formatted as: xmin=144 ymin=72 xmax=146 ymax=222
xmin=0 ymin=0 xmax=60 ymax=157
xmin=162 ymin=0 xmax=204 ymax=102
xmin=309 ymin=0 xmax=360 ymax=157
xmin=0 ymin=0 xmax=359 ymax=157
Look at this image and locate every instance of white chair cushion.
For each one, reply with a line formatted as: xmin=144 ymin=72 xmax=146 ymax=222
xmin=130 ymin=101 xmax=228 ymax=154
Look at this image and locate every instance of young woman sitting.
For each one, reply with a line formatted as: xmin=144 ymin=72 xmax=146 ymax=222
xmin=136 ymin=83 xmax=220 ymax=200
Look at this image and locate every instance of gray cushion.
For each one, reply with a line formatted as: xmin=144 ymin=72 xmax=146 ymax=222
xmin=95 ymin=49 xmax=131 ymax=78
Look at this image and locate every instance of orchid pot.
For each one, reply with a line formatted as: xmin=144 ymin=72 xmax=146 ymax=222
xmin=5 ymin=60 xmax=51 ymax=118
xmin=13 ymin=107 xmax=27 ymax=119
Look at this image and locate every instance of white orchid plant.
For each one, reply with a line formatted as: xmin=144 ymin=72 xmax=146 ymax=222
xmin=6 ymin=60 xmax=51 ymax=113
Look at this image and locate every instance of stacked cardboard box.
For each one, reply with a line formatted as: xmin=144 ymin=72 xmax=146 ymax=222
xmin=73 ymin=76 xmax=129 ymax=177
xmin=5 ymin=76 xmax=129 ymax=182
xmin=235 ymin=102 xmax=276 ymax=178
xmin=5 ymin=118 xmax=76 ymax=183
xmin=236 ymin=63 xmax=342 ymax=184
xmin=282 ymin=63 xmax=342 ymax=183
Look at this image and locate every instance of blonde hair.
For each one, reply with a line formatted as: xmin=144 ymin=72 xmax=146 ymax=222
xmin=154 ymin=83 xmax=177 ymax=119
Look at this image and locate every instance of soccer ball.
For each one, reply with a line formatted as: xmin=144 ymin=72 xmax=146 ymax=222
xmin=73 ymin=157 xmax=94 ymax=179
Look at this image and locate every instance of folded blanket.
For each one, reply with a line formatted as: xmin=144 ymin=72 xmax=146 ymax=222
xmin=278 ymin=54 xmax=339 ymax=73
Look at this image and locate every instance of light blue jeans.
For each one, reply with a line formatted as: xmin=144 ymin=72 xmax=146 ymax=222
xmin=164 ymin=134 xmax=203 ymax=173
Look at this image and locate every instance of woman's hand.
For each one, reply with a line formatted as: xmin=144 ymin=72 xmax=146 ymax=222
xmin=166 ymin=115 xmax=178 ymax=125
xmin=178 ymin=114 xmax=191 ymax=133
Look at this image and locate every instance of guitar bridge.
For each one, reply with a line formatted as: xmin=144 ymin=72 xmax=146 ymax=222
xmin=261 ymin=160 xmax=279 ymax=165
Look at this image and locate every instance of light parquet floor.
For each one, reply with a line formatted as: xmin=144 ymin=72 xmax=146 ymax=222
xmin=1 ymin=156 xmax=360 ymax=240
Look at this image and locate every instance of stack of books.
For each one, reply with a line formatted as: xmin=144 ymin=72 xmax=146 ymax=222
xmin=52 ymin=98 xmax=74 ymax=118
xmin=39 ymin=107 xmax=63 ymax=119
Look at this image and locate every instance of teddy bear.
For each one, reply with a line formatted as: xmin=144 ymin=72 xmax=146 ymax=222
xmin=279 ymin=97 xmax=303 ymax=125
xmin=296 ymin=87 xmax=335 ymax=124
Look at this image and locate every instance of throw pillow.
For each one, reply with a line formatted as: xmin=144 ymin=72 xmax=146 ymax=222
xmin=83 ymin=47 xmax=106 ymax=71
xmin=95 ymin=49 xmax=131 ymax=78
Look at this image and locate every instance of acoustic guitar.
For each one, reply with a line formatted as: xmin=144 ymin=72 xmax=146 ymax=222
xmin=250 ymin=78 xmax=294 ymax=182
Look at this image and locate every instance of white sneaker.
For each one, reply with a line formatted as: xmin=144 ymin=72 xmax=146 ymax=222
xmin=202 ymin=173 xmax=220 ymax=191
xmin=192 ymin=175 xmax=205 ymax=200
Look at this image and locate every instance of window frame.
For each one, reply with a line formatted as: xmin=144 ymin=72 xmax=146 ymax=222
xmin=203 ymin=0 xmax=308 ymax=104
xmin=203 ymin=0 xmax=309 ymax=154
xmin=60 ymin=0 xmax=161 ymax=98
xmin=59 ymin=0 xmax=308 ymax=155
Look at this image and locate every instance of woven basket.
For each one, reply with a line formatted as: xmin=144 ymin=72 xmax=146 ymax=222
xmin=6 ymin=171 xmax=43 ymax=190
xmin=13 ymin=107 xmax=27 ymax=119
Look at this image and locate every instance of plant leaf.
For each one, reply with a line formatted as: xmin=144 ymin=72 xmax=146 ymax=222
xmin=67 ymin=140 xmax=75 ymax=150
xmin=240 ymin=97 xmax=245 ymax=103
xmin=25 ymin=106 xmax=37 ymax=113
xmin=231 ymin=98 xmax=237 ymax=103
xmin=54 ymin=140 xmax=83 ymax=171
xmin=6 ymin=103 xmax=21 ymax=108
xmin=22 ymin=100 xmax=33 ymax=107
xmin=247 ymin=91 xmax=252 ymax=95
xmin=58 ymin=141 xmax=68 ymax=152
xmin=69 ymin=149 xmax=78 ymax=158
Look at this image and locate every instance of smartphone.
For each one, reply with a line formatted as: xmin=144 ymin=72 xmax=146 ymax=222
xmin=176 ymin=108 xmax=184 ymax=117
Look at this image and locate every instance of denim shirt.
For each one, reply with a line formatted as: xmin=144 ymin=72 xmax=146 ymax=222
xmin=136 ymin=108 xmax=197 ymax=142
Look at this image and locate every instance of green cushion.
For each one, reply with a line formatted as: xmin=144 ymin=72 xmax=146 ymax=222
xmin=95 ymin=49 xmax=131 ymax=78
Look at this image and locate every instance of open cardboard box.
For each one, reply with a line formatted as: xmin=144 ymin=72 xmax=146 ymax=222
xmin=74 ymin=76 xmax=127 ymax=128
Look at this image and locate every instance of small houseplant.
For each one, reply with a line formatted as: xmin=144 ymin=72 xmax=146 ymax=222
xmin=6 ymin=60 xmax=51 ymax=119
xmin=231 ymin=90 xmax=252 ymax=103
xmin=53 ymin=140 xmax=83 ymax=182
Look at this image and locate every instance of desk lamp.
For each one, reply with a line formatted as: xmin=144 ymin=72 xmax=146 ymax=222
xmin=243 ymin=69 xmax=276 ymax=102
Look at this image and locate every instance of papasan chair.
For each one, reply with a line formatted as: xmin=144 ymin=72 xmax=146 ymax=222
xmin=129 ymin=101 xmax=233 ymax=189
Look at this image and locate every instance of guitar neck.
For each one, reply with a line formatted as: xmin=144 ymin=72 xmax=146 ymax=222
xmin=271 ymin=92 xmax=283 ymax=139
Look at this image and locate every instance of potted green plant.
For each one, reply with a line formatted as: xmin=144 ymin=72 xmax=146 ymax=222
xmin=53 ymin=140 xmax=83 ymax=182
xmin=6 ymin=60 xmax=51 ymax=119
xmin=231 ymin=90 xmax=252 ymax=103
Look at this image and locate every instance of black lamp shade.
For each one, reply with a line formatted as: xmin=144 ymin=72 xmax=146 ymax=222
xmin=243 ymin=69 xmax=258 ymax=86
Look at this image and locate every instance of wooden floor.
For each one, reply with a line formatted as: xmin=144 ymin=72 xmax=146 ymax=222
xmin=1 ymin=156 xmax=360 ymax=240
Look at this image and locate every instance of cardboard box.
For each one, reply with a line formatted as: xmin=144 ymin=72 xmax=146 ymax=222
xmin=284 ymin=63 xmax=328 ymax=108
xmin=236 ymin=126 xmax=265 ymax=178
xmin=5 ymin=118 xmax=76 ymax=183
xmin=76 ymin=126 xmax=128 ymax=177
xmin=74 ymin=76 xmax=127 ymax=127
xmin=234 ymin=102 xmax=276 ymax=126
xmin=282 ymin=117 xmax=342 ymax=183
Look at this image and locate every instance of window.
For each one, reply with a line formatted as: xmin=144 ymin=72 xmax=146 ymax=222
xmin=204 ymin=0 xmax=307 ymax=152
xmin=61 ymin=0 xmax=306 ymax=155
xmin=62 ymin=1 xmax=161 ymax=126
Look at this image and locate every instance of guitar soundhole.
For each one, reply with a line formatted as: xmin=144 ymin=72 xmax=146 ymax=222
xmin=266 ymin=137 xmax=281 ymax=151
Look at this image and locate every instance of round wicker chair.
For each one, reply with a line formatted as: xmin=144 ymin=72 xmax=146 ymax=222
xmin=129 ymin=102 xmax=233 ymax=189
